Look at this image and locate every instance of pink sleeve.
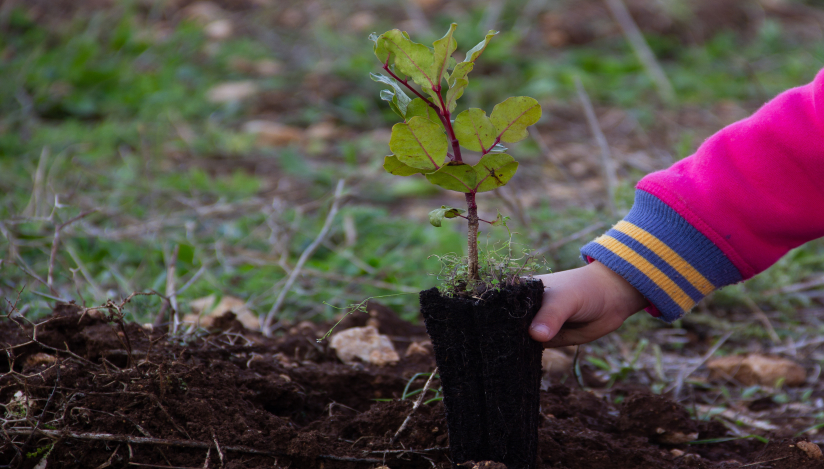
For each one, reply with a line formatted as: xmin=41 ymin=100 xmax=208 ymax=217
xmin=638 ymin=68 xmax=824 ymax=279
xmin=580 ymin=69 xmax=824 ymax=322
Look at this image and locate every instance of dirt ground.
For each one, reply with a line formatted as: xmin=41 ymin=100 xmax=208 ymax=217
xmin=2 ymin=304 xmax=822 ymax=469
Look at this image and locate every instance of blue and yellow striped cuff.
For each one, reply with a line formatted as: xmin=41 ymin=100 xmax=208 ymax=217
xmin=580 ymin=190 xmax=742 ymax=322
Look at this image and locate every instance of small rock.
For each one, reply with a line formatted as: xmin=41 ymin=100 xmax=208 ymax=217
xmin=242 ymin=120 xmax=304 ymax=147
xmin=329 ymin=326 xmax=399 ymax=366
xmin=24 ymin=353 xmax=56 ymax=368
xmin=670 ymin=449 xmax=685 ymax=457
xmin=185 ymin=295 xmax=259 ymax=331
xmin=458 ymin=461 xmax=508 ymax=469
xmin=209 ymin=296 xmax=259 ymax=331
xmin=707 ymin=354 xmax=806 ymax=387
xmin=405 ymin=341 xmax=431 ymax=358
xmin=207 ymin=81 xmax=259 ymax=103
xmin=797 ymin=441 xmax=823 ymax=460
xmin=182 ymin=1 xmax=225 ymax=23
xmin=306 ymin=121 xmax=338 ymax=141
xmin=204 ymin=19 xmax=233 ymax=40
xmin=254 ymin=59 xmax=282 ymax=77
xmin=542 ymin=348 xmax=572 ymax=373
xmin=345 ymin=11 xmax=376 ymax=32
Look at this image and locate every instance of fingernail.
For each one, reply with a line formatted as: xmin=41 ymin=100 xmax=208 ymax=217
xmin=530 ymin=324 xmax=551 ymax=342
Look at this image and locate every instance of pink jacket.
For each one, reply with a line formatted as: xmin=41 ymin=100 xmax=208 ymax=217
xmin=581 ymin=68 xmax=824 ymax=321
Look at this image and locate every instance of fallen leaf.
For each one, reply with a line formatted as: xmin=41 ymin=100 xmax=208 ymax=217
xmin=707 ymin=354 xmax=806 ymax=387
xmin=242 ymin=120 xmax=304 ymax=146
xmin=207 ymin=81 xmax=259 ymax=103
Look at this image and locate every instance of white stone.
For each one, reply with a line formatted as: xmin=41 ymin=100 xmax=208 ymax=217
xmin=330 ymin=326 xmax=399 ymax=366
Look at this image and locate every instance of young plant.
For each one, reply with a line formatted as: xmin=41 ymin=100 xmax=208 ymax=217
xmin=370 ymin=24 xmax=541 ymax=285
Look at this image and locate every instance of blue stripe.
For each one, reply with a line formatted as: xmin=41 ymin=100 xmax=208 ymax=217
xmin=606 ymin=229 xmax=705 ymax=304
xmin=581 ymin=242 xmax=686 ymax=321
xmin=625 ymin=191 xmax=742 ymax=286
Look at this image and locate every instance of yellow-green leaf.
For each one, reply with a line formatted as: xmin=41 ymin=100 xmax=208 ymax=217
xmin=444 ymin=30 xmax=496 ymax=112
xmin=431 ymin=23 xmax=457 ymax=87
xmin=383 ymin=155 xmax=427 ymax=176
xmin=445 ymin=76 xmax=468 ymax=113
xmin=405 ymin=98 xmax=442 ymax=126
xmin=489 ymin=97 xmax=542 ymax=143
xmin=380 ymin=30 xmax=437 ymax=96
xmin=473 ymin=153 xmax=518 ymax=192
xmin=453 ymin=108 xmax=497 ymax=152
xmin=389 ymin=116 xmax=448 ymax=171
xmin=428 ymin=205 xmax=465 ymax=227
xmin=463 ymin=30 xmax=498 ymax=63
xmin=425 ymin=162 xmax=477 ymax=193
xmin=371 ymin=72 xmax=411 ymax=117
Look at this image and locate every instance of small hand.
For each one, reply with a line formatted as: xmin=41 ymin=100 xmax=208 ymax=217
xmin=529 ymin=261 xmax=648 ymax=347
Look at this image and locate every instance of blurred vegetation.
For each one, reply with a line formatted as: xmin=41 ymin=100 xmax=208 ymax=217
xmin=0 ymin=0 xmax=823 ymax=343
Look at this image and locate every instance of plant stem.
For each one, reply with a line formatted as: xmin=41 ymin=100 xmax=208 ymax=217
xmin=385 ymin=60 xmax=479 ymax=280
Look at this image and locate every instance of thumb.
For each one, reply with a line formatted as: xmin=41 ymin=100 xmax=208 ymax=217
xmin=528 ymin=272 xmax=587 ymax=342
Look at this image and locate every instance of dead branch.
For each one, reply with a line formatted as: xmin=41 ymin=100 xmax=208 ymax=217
xmin=211 ymin=429 xmax=224 ymax=468
xmin=165 ymin=245 xmax=180 ymax=334
xmin=4 ymin=429 xmax=383 ymax=463
xmin=391 ymin=367 xmax=438 ymax=445
xmin=532 ymin=221 xmax=608 ymax=256
xmin=603 ymin=0 xmax=676 ymax=104
xmin=263 ymin=179 xmax=346 ymax=335
xmin=22 ymin=147 xmax=49 ymax=218
xmin=66 ymin=244 xmax=106 ymax=300
xmin=574 ymin=76 xmax=617 ymax=217
xmin=48 ymin=209 xmax=98 ymax=292
xmin=668 ymin=331 xmax=732 ymax=398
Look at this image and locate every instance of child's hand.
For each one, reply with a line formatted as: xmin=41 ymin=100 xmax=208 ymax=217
xmin=529 ymin=261 xmax=648 ymax=347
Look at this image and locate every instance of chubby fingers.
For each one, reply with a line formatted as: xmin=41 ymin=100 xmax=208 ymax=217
xmin=528 ymin=268 xmax=589 ymax=343
xmin=528 ymin=261 xmax=648 ymax=346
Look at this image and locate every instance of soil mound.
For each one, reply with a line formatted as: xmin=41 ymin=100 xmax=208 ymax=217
xmin=1 ymin=304 xmax=820 ymax=468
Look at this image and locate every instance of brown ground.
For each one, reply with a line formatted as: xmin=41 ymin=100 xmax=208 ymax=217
xmin=2 ymin=304 xmax=822 ymax=469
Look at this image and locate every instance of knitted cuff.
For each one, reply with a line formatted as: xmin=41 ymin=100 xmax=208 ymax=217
xmin=580 ymin=190 xmax=742 ymax=322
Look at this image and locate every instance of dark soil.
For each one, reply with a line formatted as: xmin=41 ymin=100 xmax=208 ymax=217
xmin=1 ymin=304 xmax=822 ymax=469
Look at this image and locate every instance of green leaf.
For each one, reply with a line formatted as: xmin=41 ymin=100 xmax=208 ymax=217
xmin=383 ymin=155 xmax=428 ymax=176
xmin=445 ymin=75 xmax=469 ymax=113
xmin=425 ymin=162 xmax=477 ymax=193
xmin=473 ymin=153 xmax=518 ymax=192
xmin=463 ymin=30 xmax=498 ymax=63
xmin=372 ymin=33 xmax=390 ymax=64
xmin=405 ymin=98 xmax=441 ymax=125
xmin=428 ymin=205 xmax=465 ymax=227
xmin=490 ymin=211 xmax=510 ymax=227
xmin=389 ymin=116 xmax=448 ymax=171
xmin=380 ymin=90 xmax=405 ymax=118
xmin=443 ymin=30 xmax=496 ymax=112
xmin=431 ymin=23 xmax=457 ymax=87
xmin=453 ymin=108 xmax=496 ymax=152
xmin=379 ymin=30 xmax=437 ymax=97
xmin=371 ymin=72 xmax=411 ymax=117
xmin=489 ymin=97 xmax=542 ymax=143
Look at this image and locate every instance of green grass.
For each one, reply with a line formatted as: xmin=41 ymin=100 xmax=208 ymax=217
xmin=1 ymin=2 xmax=823 ymax=332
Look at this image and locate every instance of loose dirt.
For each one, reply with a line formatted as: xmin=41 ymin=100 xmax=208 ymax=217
xmin=1 ymin=304 xmax=822 ymax=469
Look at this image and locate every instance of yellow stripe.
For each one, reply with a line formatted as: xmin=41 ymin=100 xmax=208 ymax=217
xmin=594 ymin=235 xmax=695 ymax=312
xmin=613 ymin=221 xmax=715 ymax=295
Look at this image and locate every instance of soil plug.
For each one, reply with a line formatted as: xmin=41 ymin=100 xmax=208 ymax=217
xmin=370 ymin=23 xmax=544 ymax=468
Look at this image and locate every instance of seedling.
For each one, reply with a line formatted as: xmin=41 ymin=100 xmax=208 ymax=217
xmin=370 ymin=24 xmax=546 ymax=469
xmin=370 ymin=24 xmax=541 ymax=285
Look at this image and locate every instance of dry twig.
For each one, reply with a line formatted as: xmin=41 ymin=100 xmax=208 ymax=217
xmin=391 ymin=367 xmax=439 ymax=445
xmin=263 ymin=180 xmax=346 ymax=334
xmin=48 ymin=209 xmax=98 ymax=292
xmin=574 ymin=77 xmax=618 ymax=217
xmin=603 ymin=0 xmax=676 ymax=104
